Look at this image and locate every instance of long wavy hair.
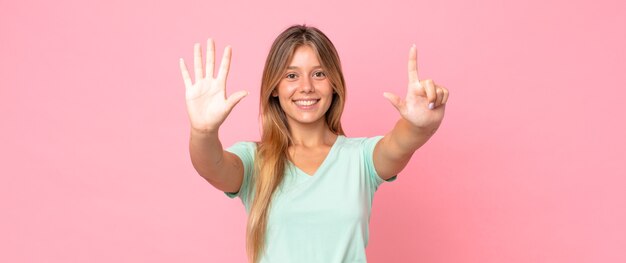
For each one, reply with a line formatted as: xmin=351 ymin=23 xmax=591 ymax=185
xmin=245 ymin=25 xmax=347 ymax=263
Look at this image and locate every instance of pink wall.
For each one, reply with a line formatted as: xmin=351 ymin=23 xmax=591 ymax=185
xmin=2 ymin=0 xmax=625 ymax=262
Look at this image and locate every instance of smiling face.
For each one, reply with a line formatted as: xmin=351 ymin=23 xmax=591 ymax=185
xmin=273 ymin=45 xmax=334 ymax=128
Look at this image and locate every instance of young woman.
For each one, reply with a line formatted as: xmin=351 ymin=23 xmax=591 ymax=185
xmin=179 ymin=25 xmax=448 ymax=263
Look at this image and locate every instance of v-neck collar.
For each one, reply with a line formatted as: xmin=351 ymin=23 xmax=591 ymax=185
xmin=288 ymin=135 xmax=344 ymax=178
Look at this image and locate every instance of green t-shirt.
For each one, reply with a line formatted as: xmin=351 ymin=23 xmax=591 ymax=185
xmin=225 ymin=135 xmax=396 ymax=263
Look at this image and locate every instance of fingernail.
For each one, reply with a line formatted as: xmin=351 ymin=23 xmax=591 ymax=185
xmin=428 ymin=103 xmax=435 ymax=110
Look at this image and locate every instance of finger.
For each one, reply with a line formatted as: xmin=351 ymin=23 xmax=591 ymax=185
xmin=194 ymin=43 xmax=203 ymax=82
xmin=408 ymin=45 xmax=420 ymax=85
xmin=423 ymin=79 xmax=437 ymax=110
xmin=435 ymin=86 xmax=444 ymax=107
xmin=442 ymin=87 xmax=449 ymax=105
xmin=383 ymin=92 xmax=403 ymax=112
xmin=226 ymin=90 xmax=249 ymax=108
xmin=206 ymin=38 xmax=215 ymax=78
xmin=217 ymin=46 xmax=232 ymax=83
xmin=179 ymin=58 xmax=192 ymax=87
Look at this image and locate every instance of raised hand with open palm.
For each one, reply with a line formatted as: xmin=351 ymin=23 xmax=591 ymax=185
xmin=179 ymin=39 xmax=248 ymax=134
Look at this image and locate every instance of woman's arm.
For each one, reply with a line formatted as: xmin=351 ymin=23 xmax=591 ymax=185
xmin=180 ymin=39 xmax=248 ymax=192
xmin=374 ymin=45 xmax=449 ymax=180
xmin=189 ymin=130 xmax=245 ymax=193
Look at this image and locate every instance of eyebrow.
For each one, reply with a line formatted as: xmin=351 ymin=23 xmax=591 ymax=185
xmin=286 ymin=65 xmax=323 ymax=70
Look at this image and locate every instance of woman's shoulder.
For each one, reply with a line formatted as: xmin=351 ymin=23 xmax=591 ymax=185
xmin=338 ymin=135 xmax=384 ymax=148
xmin=230 ymin=141 xmax=259 ymax=147
xmin=226 ymin=141 xmax=259 ymax=154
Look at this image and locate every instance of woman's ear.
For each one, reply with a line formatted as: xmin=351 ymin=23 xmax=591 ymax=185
xmin=272 ymin=89 xmax=278 ymax=97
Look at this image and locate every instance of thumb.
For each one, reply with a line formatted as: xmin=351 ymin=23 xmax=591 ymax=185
xmin=226 ymin=90 xmax=248 ymax=108
xmin=383 ymin=92 xmax=403 ymax=112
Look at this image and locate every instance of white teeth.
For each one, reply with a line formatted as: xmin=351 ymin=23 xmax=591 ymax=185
xmin=294 ymin=100 xmax=318 ymax=106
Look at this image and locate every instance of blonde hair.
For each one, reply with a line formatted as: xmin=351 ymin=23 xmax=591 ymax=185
xmin=246 ymin=25 xmax=347 ymax=263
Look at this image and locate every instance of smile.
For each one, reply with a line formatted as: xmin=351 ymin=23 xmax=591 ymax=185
xmin=293 ymin=99 xmax=320 ymax=106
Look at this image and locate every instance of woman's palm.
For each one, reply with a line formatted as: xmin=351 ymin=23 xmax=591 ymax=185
xmin=179 ymin=39 xmax=247 ymax=133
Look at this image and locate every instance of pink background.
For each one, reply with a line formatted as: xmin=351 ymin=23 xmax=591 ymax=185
xmin=2 ymin=0 xmax=625 ymax=262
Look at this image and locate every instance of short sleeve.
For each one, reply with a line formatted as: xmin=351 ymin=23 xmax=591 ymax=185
xmin=362 ymin=136 xmax=397 ymax=190
xmin=224 ymin=141 xmax=256 ymax=202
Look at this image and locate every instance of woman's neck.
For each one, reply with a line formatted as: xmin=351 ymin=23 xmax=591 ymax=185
xmin=288 ymin=120 xmax=337 ymax=148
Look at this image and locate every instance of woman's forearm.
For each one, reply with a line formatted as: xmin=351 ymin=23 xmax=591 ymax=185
xmin=189 ymin=129 xmax=228 ymax=183
xmin=386 ymin=118 xmax=439 ymax=159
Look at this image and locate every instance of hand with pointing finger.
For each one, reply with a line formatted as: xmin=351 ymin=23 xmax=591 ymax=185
xmin=383 ymin=45 xmax=449 ymax=131
xmin=179 ymin=39 xmax=248 ymax=134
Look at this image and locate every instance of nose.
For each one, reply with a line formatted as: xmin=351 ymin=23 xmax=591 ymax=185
xmin=300 ymin=76 xmax=315 ymax=93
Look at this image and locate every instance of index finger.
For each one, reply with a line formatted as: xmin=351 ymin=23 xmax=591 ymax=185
xmin=408 ymin=44 xmax=420 ymax=85
xmin=216 ymin=46 xmax=232 ymax=83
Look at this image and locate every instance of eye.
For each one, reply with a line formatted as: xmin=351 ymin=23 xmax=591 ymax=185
xmin=286 ymin=73 xmax=298 ymax=79
xmin=313 ymin=71 xmax=326 ymax=79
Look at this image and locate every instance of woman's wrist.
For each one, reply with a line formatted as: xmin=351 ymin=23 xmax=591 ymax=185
xmin=190 ymin=126 xmax=219 ymax=138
